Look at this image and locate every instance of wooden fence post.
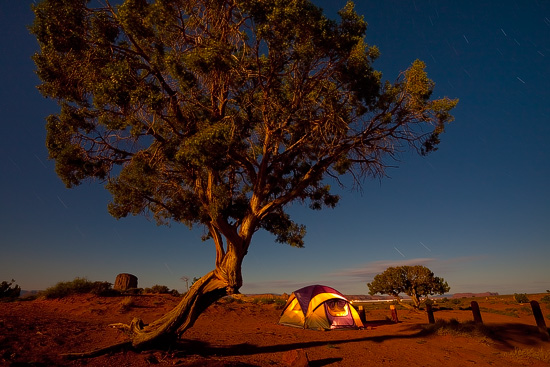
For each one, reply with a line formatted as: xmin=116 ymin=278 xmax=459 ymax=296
xmin=471 ymin=301 xmax=483 ymax=324
xmin=530 ymin=300 xmax=549 ymax=341
xmin=426 ymin=303 xmax=435 ymax=324
xmin=357 ymin=305 xmax=366 ymax=324
xmin=390 ymin=304 xmax=399 ymax=323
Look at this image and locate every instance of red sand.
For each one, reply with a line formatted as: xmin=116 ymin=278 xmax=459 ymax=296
xmin=1 ymin=293 xmax=549 ymax=366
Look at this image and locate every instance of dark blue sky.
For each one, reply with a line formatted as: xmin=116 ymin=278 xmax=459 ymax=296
xmin=1 ymin=0 xmax=549 ymax=295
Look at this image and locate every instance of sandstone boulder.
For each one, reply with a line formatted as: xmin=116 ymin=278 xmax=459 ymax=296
xmin=114 ymin=273 xmax=138 ymax=291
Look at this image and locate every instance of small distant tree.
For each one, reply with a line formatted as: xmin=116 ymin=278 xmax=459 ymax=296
xmin=513 ymin=293 xmax=529 ymax=304
xmin=181 ymin=276 xmax=189 ymax=292
xmin=0 ymin=279 xmax=21 ymax=299
xmin=367 ymin=265 xmax=450 ymax=308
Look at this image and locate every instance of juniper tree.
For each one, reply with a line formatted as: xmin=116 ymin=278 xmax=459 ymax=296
xmin=368 ymin=265 xmax=451 ymax=308
xmin=31 ymin=0 xmax=457 ymax=351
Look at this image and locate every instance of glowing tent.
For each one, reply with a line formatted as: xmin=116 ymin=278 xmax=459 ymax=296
xmin=279 ymin=285 xmax=364 ymax=330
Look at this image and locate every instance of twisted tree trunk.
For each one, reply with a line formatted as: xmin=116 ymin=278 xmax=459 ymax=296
xmin=125 ymin=270 xmax=229 ymax=349
xmin=63 ymin=242 xmax=246 ymax=359
xmin=124 ymin=246 xmax=244 ymax=348
xmin=64 ymin=272 xmax=231 ymax=359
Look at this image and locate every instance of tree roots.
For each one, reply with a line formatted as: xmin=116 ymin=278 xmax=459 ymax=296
xmin=61 ymin=341 xmax=133 ymax=360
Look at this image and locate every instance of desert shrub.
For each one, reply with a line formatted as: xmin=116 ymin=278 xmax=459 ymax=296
xmin=514 ymin=293 xmax=529 ymax=304
xmin=252 ymin=297 xmax=274 ymax=305
xmin=144 ymin=285 xmax=171 ymax=294
xmin=504 ymin=347 xmax=550 ymax=364
xmin=124 ymin=288 xmax=144 ymax=295
xmin=425 ymin=319 xmax=490 ymax=339
xmin=520 ymin=306 xmax=533 ymax=316
xmin=540 ymin=295 xmax=550 ymax=303
xmin=90 ymin=281 xmax=119 ymax=296
xmin=220 ymin=296 xmax=244 ymax=304
xmin=43 ymin=277 xmax=93 ymax=299
xmin=0 ymin=279 xmax=21 ymax=300
xmin=42 ymin=277 xmax=117 ymax=299
xmin=249 ymin=296 xmax=286 ymax=309
xmin=273 ymin=298 xmax=287 ymax=309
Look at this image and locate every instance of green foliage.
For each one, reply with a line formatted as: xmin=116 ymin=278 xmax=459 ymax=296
xmin=540 ymin=295 xmax=550 ymax=303
xmin=144 ymin=285 xmax=171 ymax=294
xmin=30 ymin=0 xmax=457 ymax=284
xmin=0 ymin=279 xmax=21 ymax=299
xmin=513 ymin=293 xmax=529 ymax=303
xmin=367 ymin=265 xmax=450 ymax=308
xmin=220 ymin=296 xmax=245 ymax=304
xmin=42 ymin=277 xmax=117 ymax=299
xmin=251 ymin=296 xmax=286 ymax=309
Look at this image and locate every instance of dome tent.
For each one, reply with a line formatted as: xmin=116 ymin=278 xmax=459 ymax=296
xmin=279 ymin=285 xmax=364 ymax=330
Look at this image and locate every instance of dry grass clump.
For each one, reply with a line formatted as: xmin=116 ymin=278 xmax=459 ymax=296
xmin=504 ymin=347 xmax=550 ymax=364
xmin=424 ymin=319 xmax=491 ymax=341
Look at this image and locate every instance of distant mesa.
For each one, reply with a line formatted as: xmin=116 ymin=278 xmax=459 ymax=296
xmin=114 ymin=273 xmax=138 ymax=291
xmin=19 ymin=290 xmax=40 ymax=298
xmin=452 ymin=292 xmax=499 ymax=299
xmin=346 ymin=295 xmax=395 ymax=302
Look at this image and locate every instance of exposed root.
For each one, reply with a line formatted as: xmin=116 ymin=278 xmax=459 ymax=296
xmin=61 ymin=270 xmax=233 ymax=359
xmin=61 ymin=341 xmax=133 ymax=360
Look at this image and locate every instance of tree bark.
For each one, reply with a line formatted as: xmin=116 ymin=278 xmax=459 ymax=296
xmin=116 ymin=244 xmax=245 ymax=350
xmin=64 ymin=272 xmax=229 ymax=359
xmin=121 ymin=271 xmax=227 ymax=349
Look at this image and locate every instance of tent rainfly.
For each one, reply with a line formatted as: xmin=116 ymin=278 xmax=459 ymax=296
xmin=279 ymin=285 xmax=364 ymax=330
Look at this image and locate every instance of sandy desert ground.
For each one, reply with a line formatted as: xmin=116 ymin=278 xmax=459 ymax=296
xmin=1 ymin=293 xmax=550 ymax=366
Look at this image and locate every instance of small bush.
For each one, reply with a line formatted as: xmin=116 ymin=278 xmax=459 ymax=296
xmin=220 ymin=296 xmax=244 ymax=304
xmin=504 ymin=347 xmax=550 ymax=364
xmin=170 ymin=289 xmax=181 ymax=297
xmin=514 ymin=293 xmax=529 ymax=304
xmin=425 ymin=319 xmax=490 ymax=339
xmin=144 ymin=285 xmax=171 ymax=294
xmin=540 ymin=295 xmax=550 ymax=303
xmin=273 ymin=298 xmax=287 ymax=309
xmin=124 ymin=288 xmax=143 ymax=295
xmin=252 ymin=297 xmax=274 ymax=305
xmin=90 ymin=281 xmax=119 ymax=297
xmin=42 ymin=277 xmax=117 ymax=299
xmin=0 ymin=279 xmax=21 ymax=300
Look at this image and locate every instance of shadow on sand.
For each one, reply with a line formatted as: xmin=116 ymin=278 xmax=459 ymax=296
xmin=171 ymin=321 xmax=549 ymax=366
